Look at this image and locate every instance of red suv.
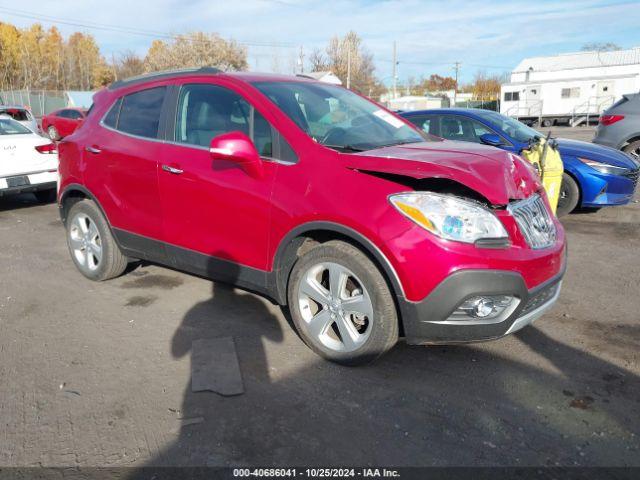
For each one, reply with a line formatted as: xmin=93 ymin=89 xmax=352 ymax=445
xmin=57 ymin=67 xmax=566 ymax=364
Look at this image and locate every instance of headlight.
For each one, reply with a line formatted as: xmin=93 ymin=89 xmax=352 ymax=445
xmin=578 ymin=157 xmax=630 ymax=175
xmin=389 ymin=192 xmax=508 ymax=244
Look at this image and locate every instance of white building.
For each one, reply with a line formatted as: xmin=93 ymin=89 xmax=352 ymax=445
xmin=501 ymin=47 xmax=640 ymax=126
xmin=301 ymin=71 xmax=342 ymax=85
xmin=385 ymin=95 xmax=444 ymax=111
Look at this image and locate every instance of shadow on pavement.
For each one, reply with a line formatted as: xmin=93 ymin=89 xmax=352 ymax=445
xmin=126 ymin=252 xmax=640 ymax=473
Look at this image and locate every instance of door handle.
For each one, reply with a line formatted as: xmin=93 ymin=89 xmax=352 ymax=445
xmin=85 ymin=146 xmax=101 ymax=154
xmin=162 ymin=164 xmax=184 ymax=174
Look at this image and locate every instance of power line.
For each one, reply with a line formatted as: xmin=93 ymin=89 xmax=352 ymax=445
xmin=0 ymin=6 xmax=297 ymax=49
xmin=378 ymin=58 xmax=510 ymax=70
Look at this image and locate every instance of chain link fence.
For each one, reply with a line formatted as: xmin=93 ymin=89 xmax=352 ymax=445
xmin=0 ymin=90 xmax=93 ymax=117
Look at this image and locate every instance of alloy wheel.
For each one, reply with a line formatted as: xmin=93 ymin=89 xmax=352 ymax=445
xmin=297 ymin=262 xmax=373 ymax=352
xmin=69 ymin=213 xmax=103 ymax=272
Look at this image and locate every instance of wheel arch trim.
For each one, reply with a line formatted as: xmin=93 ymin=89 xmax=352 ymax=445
xmin=59 ymin=183 xmax=111 ymax=227
xmin=271 ymin=221 xmax=405 ymax=304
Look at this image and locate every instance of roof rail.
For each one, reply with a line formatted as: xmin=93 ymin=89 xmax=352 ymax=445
xmin=109 ymin=66 xmax=222 ymax=90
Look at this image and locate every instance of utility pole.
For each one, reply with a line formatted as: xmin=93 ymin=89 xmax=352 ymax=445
xmin=298 ymin=45 xmax=305 ymax=74
xmin=347 ymin=48 xmax=351 ymax=89
xmin=392 ymin=41 xmax=397 ymax=99
xmin=453 ymin=61 xmax=461 ymax=105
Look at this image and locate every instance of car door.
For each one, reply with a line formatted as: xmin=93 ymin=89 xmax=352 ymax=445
xmin=83 ymin=86 xmax=166 ymax=244
xmin=158 ymin=82 xmax=283 ymax=277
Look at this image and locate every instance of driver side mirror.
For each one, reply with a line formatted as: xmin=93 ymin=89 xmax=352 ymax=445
xmin=209 ymin=131 xmax=263 ymax=178
xmin=479 ymin=133 xmax=504 ymax=147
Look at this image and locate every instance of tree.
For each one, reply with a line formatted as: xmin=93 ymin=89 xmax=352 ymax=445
xmin=422 ymin=74 xmax=457 ymax=92
xmin=581 ymin=42 xmax=622 ymax=52
xmin=310 ymin=31 xmax=383 ymax=96
xmin=143 ymin=32 xmax=247 ymax=72
xmin=113 ymin=50 xmax=145 ymax=80
xmin=464 ymin=71 xmax=505 ymax=100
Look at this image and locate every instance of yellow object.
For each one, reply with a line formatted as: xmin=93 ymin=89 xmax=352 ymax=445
xmin=394 ymin=201 xmax=436 ymax=232
xmin=521 ymin=137 xmax=564 ymax=215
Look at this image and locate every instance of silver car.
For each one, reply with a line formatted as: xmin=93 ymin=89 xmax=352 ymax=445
xmin=593 ymin=93 xmax=640 ymax=160
xmin=0 ymin=106 xmax=40 ymax=135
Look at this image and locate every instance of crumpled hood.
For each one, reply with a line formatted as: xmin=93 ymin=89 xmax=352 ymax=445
xmin=346 ymin=140 xmax=542 ymax=205
xmin=557 ymin=138 xmax=638 ymax=169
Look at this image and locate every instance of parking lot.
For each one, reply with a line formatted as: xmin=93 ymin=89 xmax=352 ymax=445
xmin=0 ymin=129 xmax=638 ymax=468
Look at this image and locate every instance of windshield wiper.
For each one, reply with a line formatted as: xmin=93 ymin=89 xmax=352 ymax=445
xmin=374 ymin=139 xmax=423 ymax=149
xmin=323 ymin=144 xmax=366 ymax=153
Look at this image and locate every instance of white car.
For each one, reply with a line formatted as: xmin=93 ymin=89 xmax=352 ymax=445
xmin=0 ymin=117 xmax=58 ymax=202
xmin=0 ymin=106 xmax=40 ymax=134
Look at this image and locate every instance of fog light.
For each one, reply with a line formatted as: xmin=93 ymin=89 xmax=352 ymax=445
xmin=450 ymin=295 xmax=517 ymax=321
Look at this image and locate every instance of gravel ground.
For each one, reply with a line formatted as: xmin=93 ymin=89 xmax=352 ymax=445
xmin=0 ymin=173 xmax=638 ymax=467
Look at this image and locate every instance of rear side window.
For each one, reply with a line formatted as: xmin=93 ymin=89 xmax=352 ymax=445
xmin=115 ymin=87 xmax=166 ymax=138
xmin=67 ymin=110 xmax=83 ymax=120
xmin=103 ymin=98 xmax=122 ymax=128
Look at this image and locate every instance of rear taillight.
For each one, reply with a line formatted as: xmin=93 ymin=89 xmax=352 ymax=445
xmin=599 ymin=114 xmax=624 ymax=126
xmin=35 ymin=143 xmax=57 ymax=154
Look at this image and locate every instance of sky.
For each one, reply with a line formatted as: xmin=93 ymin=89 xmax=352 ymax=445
xmin=1 ymin=0 xmax=640 ymax=84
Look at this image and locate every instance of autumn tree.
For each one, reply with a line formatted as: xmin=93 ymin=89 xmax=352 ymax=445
xmin=113 ymin=50 xmax=145 ymax=80
xmin=143 ymin=32 xmax=248 ymax=72
xmin=310 ymin=31 xmax=383 ymax=96
xmin=0 ymin=22 xmax=109 ymax=90
xmin=463 ymin=71 xmax=505 ymax=100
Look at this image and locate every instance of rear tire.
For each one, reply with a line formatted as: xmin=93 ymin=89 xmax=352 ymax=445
xmin=34 ymin=189 xmax=56 ymax=203
xmin=66 ymin=199 xmax=128 ymax=281
xmin=623 ymin=140 xmax=640 ymax=160
xmin=556 ymin=173 xmax=580 ymax=217
xmin=287 ymin=240 xmax=398 ymax=365
xmin=541 ymin=119 xmax=554 ymax=127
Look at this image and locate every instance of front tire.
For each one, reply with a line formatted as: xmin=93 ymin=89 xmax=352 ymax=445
xmin=287 ymin=240 xmax=398 ymax=365
xmin=66 ymin=200 xmax=128 ymax=281
xmin=556 ymin=173 xmax=580 ymax=217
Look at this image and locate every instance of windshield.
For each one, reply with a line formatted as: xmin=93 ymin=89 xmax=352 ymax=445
xmin=0 ymin=117 xmax=31 ymax=135
xmin=252 ymin=81 xmax=427 ymax=152
xmin=473 ymin=109 xmax=541 ymax=143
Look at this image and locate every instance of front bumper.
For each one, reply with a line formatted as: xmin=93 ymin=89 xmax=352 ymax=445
xmin=399 ymin=259 xmax=566 ymax=345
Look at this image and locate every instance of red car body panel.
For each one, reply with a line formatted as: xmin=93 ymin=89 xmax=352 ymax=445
xmin=57 ymin=72 xmax=566 ymax=313
xmin=42 ymin=108 xmax=86 ymax=138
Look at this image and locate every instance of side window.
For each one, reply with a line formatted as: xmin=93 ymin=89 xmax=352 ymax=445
xmin=117 ymin=87 xmax=166 ymax=138
xmin=440 ymin=116 xmax=493 ymax=144
xmin=56 ymin=110 xmax=69 ymax=118
xmin=67 ymin=110 xmax=83 ymax=120
xmin=504 ymin=91 xmax=520 ymax=102
xmin=175 ymin=84 xmax=275 ymax=158
xmin=407 ymin=115 xmax=435 ymax=135
xmin=103 ymin=97 xmax=122 ymax=129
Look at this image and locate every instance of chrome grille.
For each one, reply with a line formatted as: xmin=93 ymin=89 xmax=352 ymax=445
xmin=508 ymin=194 xmax=557 ymax=249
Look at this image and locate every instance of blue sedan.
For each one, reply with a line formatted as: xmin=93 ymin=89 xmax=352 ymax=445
xmin=400 ymin=108 xmax=640 ymax=216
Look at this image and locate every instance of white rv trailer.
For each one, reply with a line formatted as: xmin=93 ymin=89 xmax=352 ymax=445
xmin=501 ymin=48 xmax=640 ymax=127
